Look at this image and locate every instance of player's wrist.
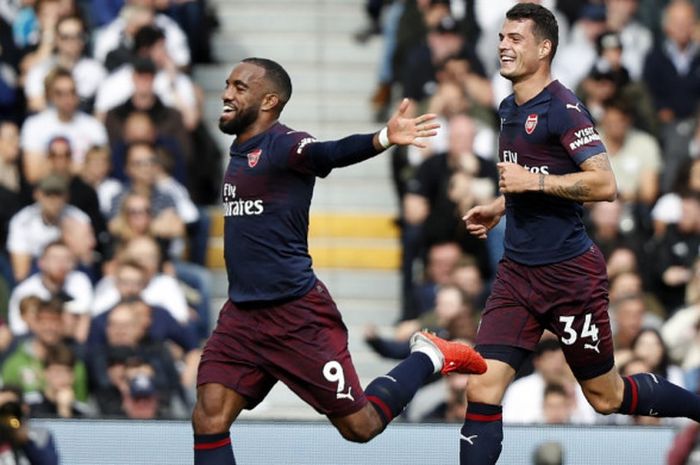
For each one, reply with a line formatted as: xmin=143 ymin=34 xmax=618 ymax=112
xmin=378 ymin=127 xmax=393 ymax=149
xmin=538 ymin=172 xmax=545 ymax=193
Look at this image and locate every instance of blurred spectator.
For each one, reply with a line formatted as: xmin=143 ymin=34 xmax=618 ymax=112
xmin=576 ymin=30 xmax=657 ymax=134
xmin=502 ymin=338 xmax=598 ymax=424
xmin=104 ymin=64 xmax=192 ymax=183
xmin=587 ymin=199 xmax=646 ymax=261
xmin=611 ymin=293 xmax=660 ymax=364
xmin=60 ymin=215 xmax=100 ymax=283
xmin=402 ymin=114 xmax=496 ymax=319
xmin=107 ymin=141 xmax=182 ymax=228
xmin=650 ymin=195 xmax=700 ymax=313
xmin=7 ymin=240 xmax=92 ymax=341
xmin=553 ymin=3 xmax=608 ymax=90
xmin=652 ymin=157 xmax=700 ymax=237
xmin=0 ymin=385 xmax=60 ymax=465
xmin=661 ymin=257 xmax=700 ymax=371
xmin=542 ymin=382 xmax=575 ymax=424
xmin=603 ymin=0 xmax=653 ymax=81
xmin=1 ymin=298 xmax=88 ymax=405
xmin=421 ymin=372 xmax=470 ymax=423
xmin=400 ymin=13 xmax=488 ymax=105
xmin=93 ymin=236 xmax=188 ymax=323
xmin=93 ymin=0 xmax=190 ymax=70
xmin=6 ymin=174 xmax=92 ymax=282
xmin=45 ymin=136 xmax=107 ymax=250
xmin=0 ymin=14 xmax=22 ymax=122
xmin=31 ymin=343 xmax=91 ymax=418
xmin=16 ymin=0 xmax=74 ymax=74
xmin=86 ymin=303 xmax=178 ymax=417
xmin=94 ymin=26 xmax=199 ymax=129
xmin=451 ymin=254 xmax=488 ymax=310
xmin=79 ymin=145 xmax=123 ymax=217
xmin=0 ymin=121 xmax=28 ymax=288
xmin=642 ymin=0 xmax=700 ymax=125
xmin=23 ymin=14 xmax=106 ymax=113
xmin=121 ymin=357 xmax=162 ymax=419
xmin=598 ymin=97 xmax=661 ymax=208
xmin=19 ymin=68 xmax=108 ymax=183
xmin=667 ymin=422 xmax=700 ymax=465
xmin=365 ymin=283 xmax=476 ymax=360
xmin=631 ymin=327 xmax=686 ymax=388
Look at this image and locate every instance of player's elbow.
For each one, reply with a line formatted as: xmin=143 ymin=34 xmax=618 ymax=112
xmin=597 ymin=175 xmax=618 ymax=202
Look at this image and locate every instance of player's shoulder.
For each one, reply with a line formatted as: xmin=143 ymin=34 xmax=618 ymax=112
xmin=546 ymin=80 xmax=588 ymax=115
xmin=268 ymin=122 xmax=316 ymax=152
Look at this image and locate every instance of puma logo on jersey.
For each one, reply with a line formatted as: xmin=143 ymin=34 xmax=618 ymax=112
xmin=566 ymin=102 xmax=582 ymax=112
xmin=336 ymin=387 xmax=354 ymax=401
xmin=584 ymin=340 xmax=601 ymax=353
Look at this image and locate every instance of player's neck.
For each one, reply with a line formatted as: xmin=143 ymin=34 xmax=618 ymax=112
xmin=236 ymin=118 xmax=279 ymax=145
xmin=512 ymin=70 xmax=552 ymax=106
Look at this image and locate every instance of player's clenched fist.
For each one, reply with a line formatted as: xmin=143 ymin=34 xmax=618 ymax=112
xmin=497 ymin=162 xmax=537 ymax=194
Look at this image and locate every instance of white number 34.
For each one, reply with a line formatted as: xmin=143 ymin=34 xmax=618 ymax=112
xmin=558 ymin=313 xmax=599 ymax=346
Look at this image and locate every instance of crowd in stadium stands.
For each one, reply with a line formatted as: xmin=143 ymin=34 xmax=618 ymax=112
xmin=359 ymin=0 xmax=700 ymax=435
xmin=0 ymin=0 xmax=220 ymax=420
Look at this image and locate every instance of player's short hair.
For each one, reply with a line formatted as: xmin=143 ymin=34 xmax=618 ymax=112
xmin=242 ymin=57 xmax=292 ymax=113
xmin=44 ymin=343 xmax=76 ymax=368
xmin=506 ymin=3 xmax=559 ymax=62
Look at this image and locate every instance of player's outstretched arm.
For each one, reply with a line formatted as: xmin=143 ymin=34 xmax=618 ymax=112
xmin=373 ymin=98 xmax=440 ymax=151
xmin=463 ymin=195 xmax=506 ymax=240
xmin=497 ymin=153 xmax=617 ymax=202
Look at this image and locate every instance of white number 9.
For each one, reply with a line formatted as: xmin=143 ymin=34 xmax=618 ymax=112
xmin=323 ymin=361 xmax=346 ymax=393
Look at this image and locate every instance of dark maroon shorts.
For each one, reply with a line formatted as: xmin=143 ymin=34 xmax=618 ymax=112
xmin=476 ymin=245 xmax=614 ymax=380
xmin=197 ymin=280 xmax=368 ymax=417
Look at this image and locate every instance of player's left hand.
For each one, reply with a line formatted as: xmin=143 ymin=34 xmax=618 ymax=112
xmin=497 ymin=162 xmax=537 ymax=194
xmin=386 ymin=98 xmax=440 ymax=148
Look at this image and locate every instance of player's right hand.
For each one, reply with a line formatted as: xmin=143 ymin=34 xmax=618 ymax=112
xmin=463 ymin=205 xmax=500 ymax=239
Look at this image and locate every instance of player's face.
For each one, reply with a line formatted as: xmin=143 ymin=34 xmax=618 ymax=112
xmin=498 ymin=18 xmax=544 ymax=81
xmin=219 ymin=63 xmax=265 ymax=135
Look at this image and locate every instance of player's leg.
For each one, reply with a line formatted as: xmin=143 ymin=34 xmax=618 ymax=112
xmin=191 ymin=383 xmax=247 ymax=464
xmin=461 ymin=257 xmax=545 ymax=465
xmin=460 ymin=350 xmax=527 ymax=465
xmin=330 ymin=331 xmax=487 ymax=443
xmin=192 ymin=299 xmax=277 ymax=465
xmin=580 ymin=367 xmax=700 ymax=420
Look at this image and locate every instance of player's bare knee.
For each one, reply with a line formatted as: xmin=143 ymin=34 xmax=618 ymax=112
xmin=585 ymin=391 xmax=623 ymax=415
xmin=192 ymin=399 xmax=232 ymax=433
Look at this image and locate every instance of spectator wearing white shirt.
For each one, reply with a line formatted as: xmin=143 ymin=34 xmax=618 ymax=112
xmin=94 ymin=25 xmax=198 ymax=129
xmin=7 ymin=174 xmax=92 ymax=282
xmin=24 ymin=14 xmax=106 ymax=113
xmin=93 ymin=235 xmax=189 ymax=324
xmin=7 ymin=240 xmax=93 ymax=342
xmin=80 ymin=145 xmax=123 ymax=218
xmin=93 ymin=1 xmax=190 ymax=71
xmin=20 ymin=68 xmax=108 ymax=183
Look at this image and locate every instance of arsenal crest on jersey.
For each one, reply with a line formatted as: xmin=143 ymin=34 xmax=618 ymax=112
xmin=525 ymin=113 xmax=538 ymax=135
xmin=247 ymin=148 xmax=262 ymax=168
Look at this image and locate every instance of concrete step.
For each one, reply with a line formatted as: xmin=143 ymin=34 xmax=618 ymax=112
xmin=210 ymin=268 xmax=400 ymax=301
xmin=215 ymin=8 xmax=369 ymax=35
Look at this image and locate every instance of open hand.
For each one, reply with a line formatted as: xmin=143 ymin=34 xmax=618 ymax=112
xmin=386 ymin=98 xmax=440 ymax=148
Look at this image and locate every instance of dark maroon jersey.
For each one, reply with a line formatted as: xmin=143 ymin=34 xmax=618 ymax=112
xmin=498 ymin=80 xmax=607 ymax=265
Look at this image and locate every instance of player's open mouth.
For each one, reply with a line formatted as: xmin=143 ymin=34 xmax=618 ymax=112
xmin=500 ymin=55 xmax=515 ymax=64
xmin=222 ymin=103 xmax=236 ymax=116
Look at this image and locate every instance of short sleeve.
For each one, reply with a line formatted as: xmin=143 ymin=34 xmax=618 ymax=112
xmin=549 ymin=101 xmax=606 ymax=166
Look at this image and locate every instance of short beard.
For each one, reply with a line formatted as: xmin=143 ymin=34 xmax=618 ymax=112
xmin=219 ymin=103 xmax=260 ymax=136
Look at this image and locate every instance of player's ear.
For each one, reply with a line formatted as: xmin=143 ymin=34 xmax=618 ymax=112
xmin=538 ymin=40 xmax=552 ymax=61
xmin=261 ymin=93 xmax=280 ymax=112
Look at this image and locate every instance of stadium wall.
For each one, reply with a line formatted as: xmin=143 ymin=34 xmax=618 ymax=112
xmin=34 ymin=419 xmax=677 ymax=464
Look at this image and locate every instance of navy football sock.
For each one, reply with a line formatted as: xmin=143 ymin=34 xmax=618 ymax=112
xmin=194 ymin=432 xmax=236 ymax=465
xmin=619 ymin=373 xmax=700 ymax=421
xmin=365 ymin=352 xmax=434 ymax=426
xmin=460 ymin=403 xmax=503 ymax=465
